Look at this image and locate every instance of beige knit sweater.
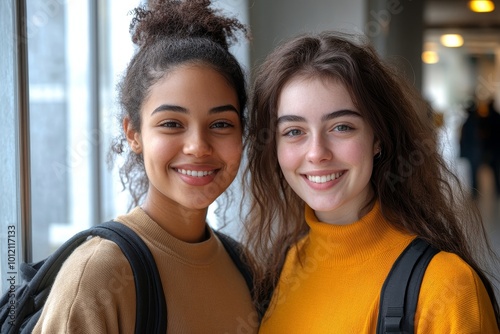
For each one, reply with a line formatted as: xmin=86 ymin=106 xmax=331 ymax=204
xmin=33 ymin=207 xmax=258 ymax=333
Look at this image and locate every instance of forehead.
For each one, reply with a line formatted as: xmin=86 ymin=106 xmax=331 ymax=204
xmin=145 ymin=64 xmax=239 ymax=108
xmin=277 ymin=75 xmax=355 ymax=116
xmin=156 ymin=63 xmax=231 ymax=90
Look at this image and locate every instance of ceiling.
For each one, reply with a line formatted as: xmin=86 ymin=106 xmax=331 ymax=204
xmin=425 ymin=0 xmax=500 ymax=28
xmin=424 ymin=0 xmax=500 ymax=54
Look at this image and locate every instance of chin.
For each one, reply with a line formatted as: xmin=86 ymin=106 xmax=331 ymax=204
xmin=183 ymin=199 xmax=216 ymax=211
xmin=304 ymin=196 xmax=341 ymax=211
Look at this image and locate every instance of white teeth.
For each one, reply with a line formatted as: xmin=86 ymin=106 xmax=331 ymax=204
xmin=177 ymin=169 xmax=214 ymax=177
xmin=307 ymin=172 xmax=343 ymax=184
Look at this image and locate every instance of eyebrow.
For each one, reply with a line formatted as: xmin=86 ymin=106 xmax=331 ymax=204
xmin=321 ymin=109 xmax=361 ymax=121
xmin=276 ymin=109 xmax=361 ymax=125
xmin=151 ymin=104 xmax=239 ymax=116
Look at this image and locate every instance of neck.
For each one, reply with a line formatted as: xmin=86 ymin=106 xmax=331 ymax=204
xmin=141 ymin=194 xmax=209 ymax=243
xmin=314 ymin=186 xmax=375 ymax=225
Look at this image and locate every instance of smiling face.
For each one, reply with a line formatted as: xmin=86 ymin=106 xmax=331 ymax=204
xmin=276 ymin=76 xmax=379 ymax=225
xmin=125 ymin=64 xmax=242 ymax=211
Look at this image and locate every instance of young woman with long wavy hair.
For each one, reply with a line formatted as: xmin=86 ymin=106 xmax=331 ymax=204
xmin=243 ymin=31 xmax=500 ymax=333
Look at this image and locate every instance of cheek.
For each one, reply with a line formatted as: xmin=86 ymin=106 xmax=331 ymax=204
xmin=277 ymin=142 xmax=297 ymax=171
xmin=338 ymin=138 xmax=372 ymax=162
xmin=143 ymin=136 xmax=176 ymax=166
xmin=345 ymin=142 xmax=375 ymax=178
xmin=219 ymin=137 xmax=243 ymax=170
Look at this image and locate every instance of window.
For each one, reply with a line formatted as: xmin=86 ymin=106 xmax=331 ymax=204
xmin=27 ymin=0 xmax=142 ymax=262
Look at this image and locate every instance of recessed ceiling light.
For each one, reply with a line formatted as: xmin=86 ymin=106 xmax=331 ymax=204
xmin=468 ymin=0 xmax=495 ymax=13
xmin=440 ymin=34 xmax=464 ymax=47
xmin=422 ymin=51 xmax=439 ymax=64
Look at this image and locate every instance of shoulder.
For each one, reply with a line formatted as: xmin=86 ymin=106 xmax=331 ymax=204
xmin=415 ymin=251 xmax=498 ymax=332
xmin=422 ymin=251 xmax=478 ymax=291
xmin=63 ymin=236 xmax=131 ymax=277
xmin=60 ymin=236 xmax=138 ymax=307
xmin=33 ymin=237 xmax=135 ymax=333
xmin=50 ymin=236 xmax=134 ymax=301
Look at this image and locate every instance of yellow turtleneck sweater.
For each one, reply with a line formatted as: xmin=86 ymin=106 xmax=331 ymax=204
xmin=259 ymin=203 xmax=499 ymax=333
xmin=33 ymin=207 xmax=258 ymax=334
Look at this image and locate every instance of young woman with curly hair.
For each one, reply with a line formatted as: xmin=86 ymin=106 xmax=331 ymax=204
xmin=243 ymin=31 xmax=500 ymax=333
xmin=33 ymin=1 xmax=257 ymax=333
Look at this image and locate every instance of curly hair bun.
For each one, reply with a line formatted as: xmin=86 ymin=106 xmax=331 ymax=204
xmin=129 ymin=0 xmax=247 ymax=50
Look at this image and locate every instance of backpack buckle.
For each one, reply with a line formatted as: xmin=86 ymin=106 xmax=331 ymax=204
xmin=384 ymin=307 xmax=403 ymax=333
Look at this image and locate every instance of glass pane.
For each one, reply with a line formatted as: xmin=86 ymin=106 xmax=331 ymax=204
xmin=27 ymin=0 xmax=93 ymax=261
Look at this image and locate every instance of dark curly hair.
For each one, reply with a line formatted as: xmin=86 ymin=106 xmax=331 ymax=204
xmin=110 ymin=0 xmax=249 ymax=207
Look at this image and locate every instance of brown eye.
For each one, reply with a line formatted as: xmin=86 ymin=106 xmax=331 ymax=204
xmin=161 ymin=121 xmax=182 ymax=128
xmin=211 ymin=121 xmax=234 ymax=129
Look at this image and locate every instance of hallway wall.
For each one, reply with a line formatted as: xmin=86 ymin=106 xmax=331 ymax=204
xmin=248 ymin=0 xmax=366 ymax=71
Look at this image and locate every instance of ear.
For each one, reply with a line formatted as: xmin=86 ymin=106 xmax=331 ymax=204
xmin=373 ymin=139 xmax=381 ymax=158
xmin=123 ymin=117 xmax=143 ymax=154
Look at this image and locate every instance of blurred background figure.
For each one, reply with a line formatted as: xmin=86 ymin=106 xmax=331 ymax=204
xmin=460 ymin=97 xmax=500 ymax=201
xmin=484 ymin=100 xmax=500 ymax=199
xmin=460 ymin=98 xmax=483 ymax=199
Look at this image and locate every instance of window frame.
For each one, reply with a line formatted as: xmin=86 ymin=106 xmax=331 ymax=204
xmin=0 ymin=0 xmax=31 ymax=293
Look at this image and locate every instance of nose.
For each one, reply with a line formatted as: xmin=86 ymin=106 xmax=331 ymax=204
xmin=183 ymin=129 xmax=212 ymax=157
xmin=306 ymin=134 xmax=332 ymax=163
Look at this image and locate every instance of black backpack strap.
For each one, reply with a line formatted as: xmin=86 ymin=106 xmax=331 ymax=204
xmin=90 ymin=221 xmax=166 ymax=334
xmin=12 ymin=221 xmax=166 ymax=334
xmin=376 ymin=238 xmax=439 ymax=334
xmin=214 ymin=231 xmax=254 ymax=296
xmin=3 ymin=227 xmax=105 ymax=333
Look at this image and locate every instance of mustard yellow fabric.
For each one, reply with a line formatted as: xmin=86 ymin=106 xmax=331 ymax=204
xmin=259 ymin=202 xmax=499 ymax=333
xmin=33 ymin=207 xmax=258 ymax=334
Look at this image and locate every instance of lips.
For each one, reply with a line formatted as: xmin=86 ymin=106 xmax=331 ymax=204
xmin=306 ymin=172 xmax=344 ymax=184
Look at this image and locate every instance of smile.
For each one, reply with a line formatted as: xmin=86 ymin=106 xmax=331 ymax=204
xmin=175 ymin=168 xmax=215 ymax=177
xmin=306 ymin=172 xmax=344 ymax=184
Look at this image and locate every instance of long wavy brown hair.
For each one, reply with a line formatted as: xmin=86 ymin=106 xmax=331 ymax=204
xmin=242 ymin=31 xmax=499 ymax=321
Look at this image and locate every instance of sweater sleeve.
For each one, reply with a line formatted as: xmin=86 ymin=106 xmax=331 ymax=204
xmin=415 ymin=252 xmax=499 ymax=333
xmin=32 ymin=237 xmax=136 ymax=334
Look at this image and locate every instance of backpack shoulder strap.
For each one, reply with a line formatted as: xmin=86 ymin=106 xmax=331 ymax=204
xmin=1 ymin=226 xmax=103 ymax=333
xmin=376 ymin=238 xmax=439 ymax=334
xmin=15 ymin=221 xmax=166 ymax=334
xmin=89 ymin=221 xmax=166 ymax=334
xmin=214 ymin=230 xmax=254 ymax=296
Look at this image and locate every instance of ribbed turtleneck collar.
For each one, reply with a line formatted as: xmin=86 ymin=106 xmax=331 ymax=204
xmin=116 ymin=207 xmax=219 ymax=266
xmin=304 ymin=202 xmax=414 ymax=266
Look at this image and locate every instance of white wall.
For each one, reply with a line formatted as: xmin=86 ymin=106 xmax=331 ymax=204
xmin=249 ymin=0 xmax=367 ymax=69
